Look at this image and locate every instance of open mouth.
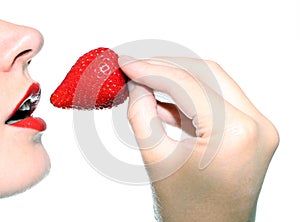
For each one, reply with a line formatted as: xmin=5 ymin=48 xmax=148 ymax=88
xmin=5 ymin=83 xmax=46 ymax=131
xmin=5 ymin=90 xmax=40 ymax=125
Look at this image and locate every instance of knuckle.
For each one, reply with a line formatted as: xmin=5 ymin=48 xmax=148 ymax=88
xmin=172 ymin=67 xmax=193 ymax=81
xmin=204 ymin=59 xmax=220 ymax=67
xmin=230 ymin=117 xmax=259 ymax=144
xmin=259 ymin=118 xmax=280 ymax=152
xmin=239 ymin=118 xmax=259 ymax=140
xmin=203 ymin=59 xmax=224 ymax=72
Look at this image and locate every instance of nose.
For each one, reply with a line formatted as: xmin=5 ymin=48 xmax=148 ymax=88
xmin=0 ymin=20 xmax=44 ymax=72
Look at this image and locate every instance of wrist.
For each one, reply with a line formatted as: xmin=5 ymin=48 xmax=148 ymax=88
xmin=151 ymin=184 xmax=257 ymax=222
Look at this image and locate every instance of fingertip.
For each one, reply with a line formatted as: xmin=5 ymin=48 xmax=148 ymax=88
xmin=126 ymin=80 xmax=136 ymax=93
xmin=119 ymin=55 xmax=142 ymax=81
xmin=127 ymin=80 xmax=153 ymax=99
xmin=127 ymin=82 xmax=155 ymax=119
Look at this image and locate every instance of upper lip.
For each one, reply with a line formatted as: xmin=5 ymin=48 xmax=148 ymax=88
xmin=5 ymin=83 xmax=41 ymax=125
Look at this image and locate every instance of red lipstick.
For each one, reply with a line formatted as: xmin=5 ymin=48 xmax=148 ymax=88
xmin=5 ymin=83 xmax=46 ymax=131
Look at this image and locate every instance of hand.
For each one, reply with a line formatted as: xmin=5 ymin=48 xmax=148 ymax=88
xmin=119 ymin=56 xmax=279 ymax=222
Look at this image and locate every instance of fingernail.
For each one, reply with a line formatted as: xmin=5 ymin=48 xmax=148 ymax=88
xmin=118 ymin=55 xmax=136 ymax=67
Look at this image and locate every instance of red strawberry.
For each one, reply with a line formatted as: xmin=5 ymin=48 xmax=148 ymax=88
xmin=50 ymin=47 xmax=128 ymax=109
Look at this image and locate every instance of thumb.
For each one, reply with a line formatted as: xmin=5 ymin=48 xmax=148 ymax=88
xmin=127 ymin=81 xmax=175 ymax=163
xmin=127 ymin=81 xmax=195 ymax=181
xmin=127 ymin=81 xmax=164 ymax=149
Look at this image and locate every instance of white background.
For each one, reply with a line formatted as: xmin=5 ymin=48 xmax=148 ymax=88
xmin=0 ymin=0 xmax=299 ymax=221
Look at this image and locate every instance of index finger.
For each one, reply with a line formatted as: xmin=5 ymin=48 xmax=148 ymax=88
xmin=120 ymin=56 xmax=215 ymax=118
xmin=119 ymin=56 xmax=226 ymax=135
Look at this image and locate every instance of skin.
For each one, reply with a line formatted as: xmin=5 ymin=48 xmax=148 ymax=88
xmin=120 ymin=56 xmax=279 ymax=221
xmin=0 ymin=20 xmax=50 ymax=198
xmin=0 ymin=18 xmax=278 ymax=221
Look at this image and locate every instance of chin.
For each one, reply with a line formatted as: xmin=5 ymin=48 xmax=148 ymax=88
xmin=0 ymin=134 xmax=51 ymax=198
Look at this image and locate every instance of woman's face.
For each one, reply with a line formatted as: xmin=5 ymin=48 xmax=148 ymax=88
xmin=0 ymin=20 xmax=50 ymax=197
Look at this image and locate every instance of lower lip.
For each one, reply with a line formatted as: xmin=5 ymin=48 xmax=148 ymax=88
xmin=10 ymin=117 xmax=47 ymax=132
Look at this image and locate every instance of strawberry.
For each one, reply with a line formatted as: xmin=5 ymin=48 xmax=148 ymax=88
xmin=50 ymin=47 xmax=128 ymax=110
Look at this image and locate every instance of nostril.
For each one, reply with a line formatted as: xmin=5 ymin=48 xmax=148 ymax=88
xmin=13 ymin=49 xmax=32 ymax=65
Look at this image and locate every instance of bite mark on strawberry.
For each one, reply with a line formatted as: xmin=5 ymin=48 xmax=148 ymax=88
xmin=50 ymin=47 xmax=128 ymax=110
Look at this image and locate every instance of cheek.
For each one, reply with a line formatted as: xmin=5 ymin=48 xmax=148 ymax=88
xmin=0 ymin=87 xmax=14 ymax=125
xmin=0 ymin=75 xmax=27 ymax=123
xmin=0 ymin=128 xmax=50 ymax=197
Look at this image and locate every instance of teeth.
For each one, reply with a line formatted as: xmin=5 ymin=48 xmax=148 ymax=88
xmin=18 ymin=92 xmax=40 ymax=111
xmin=19 ymin=99 xmax=31 ymax=111
xmin=6 ymin=119 xmax=21 ymax=124
xmin=31 ymin=91 xmax=40 ymax=103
